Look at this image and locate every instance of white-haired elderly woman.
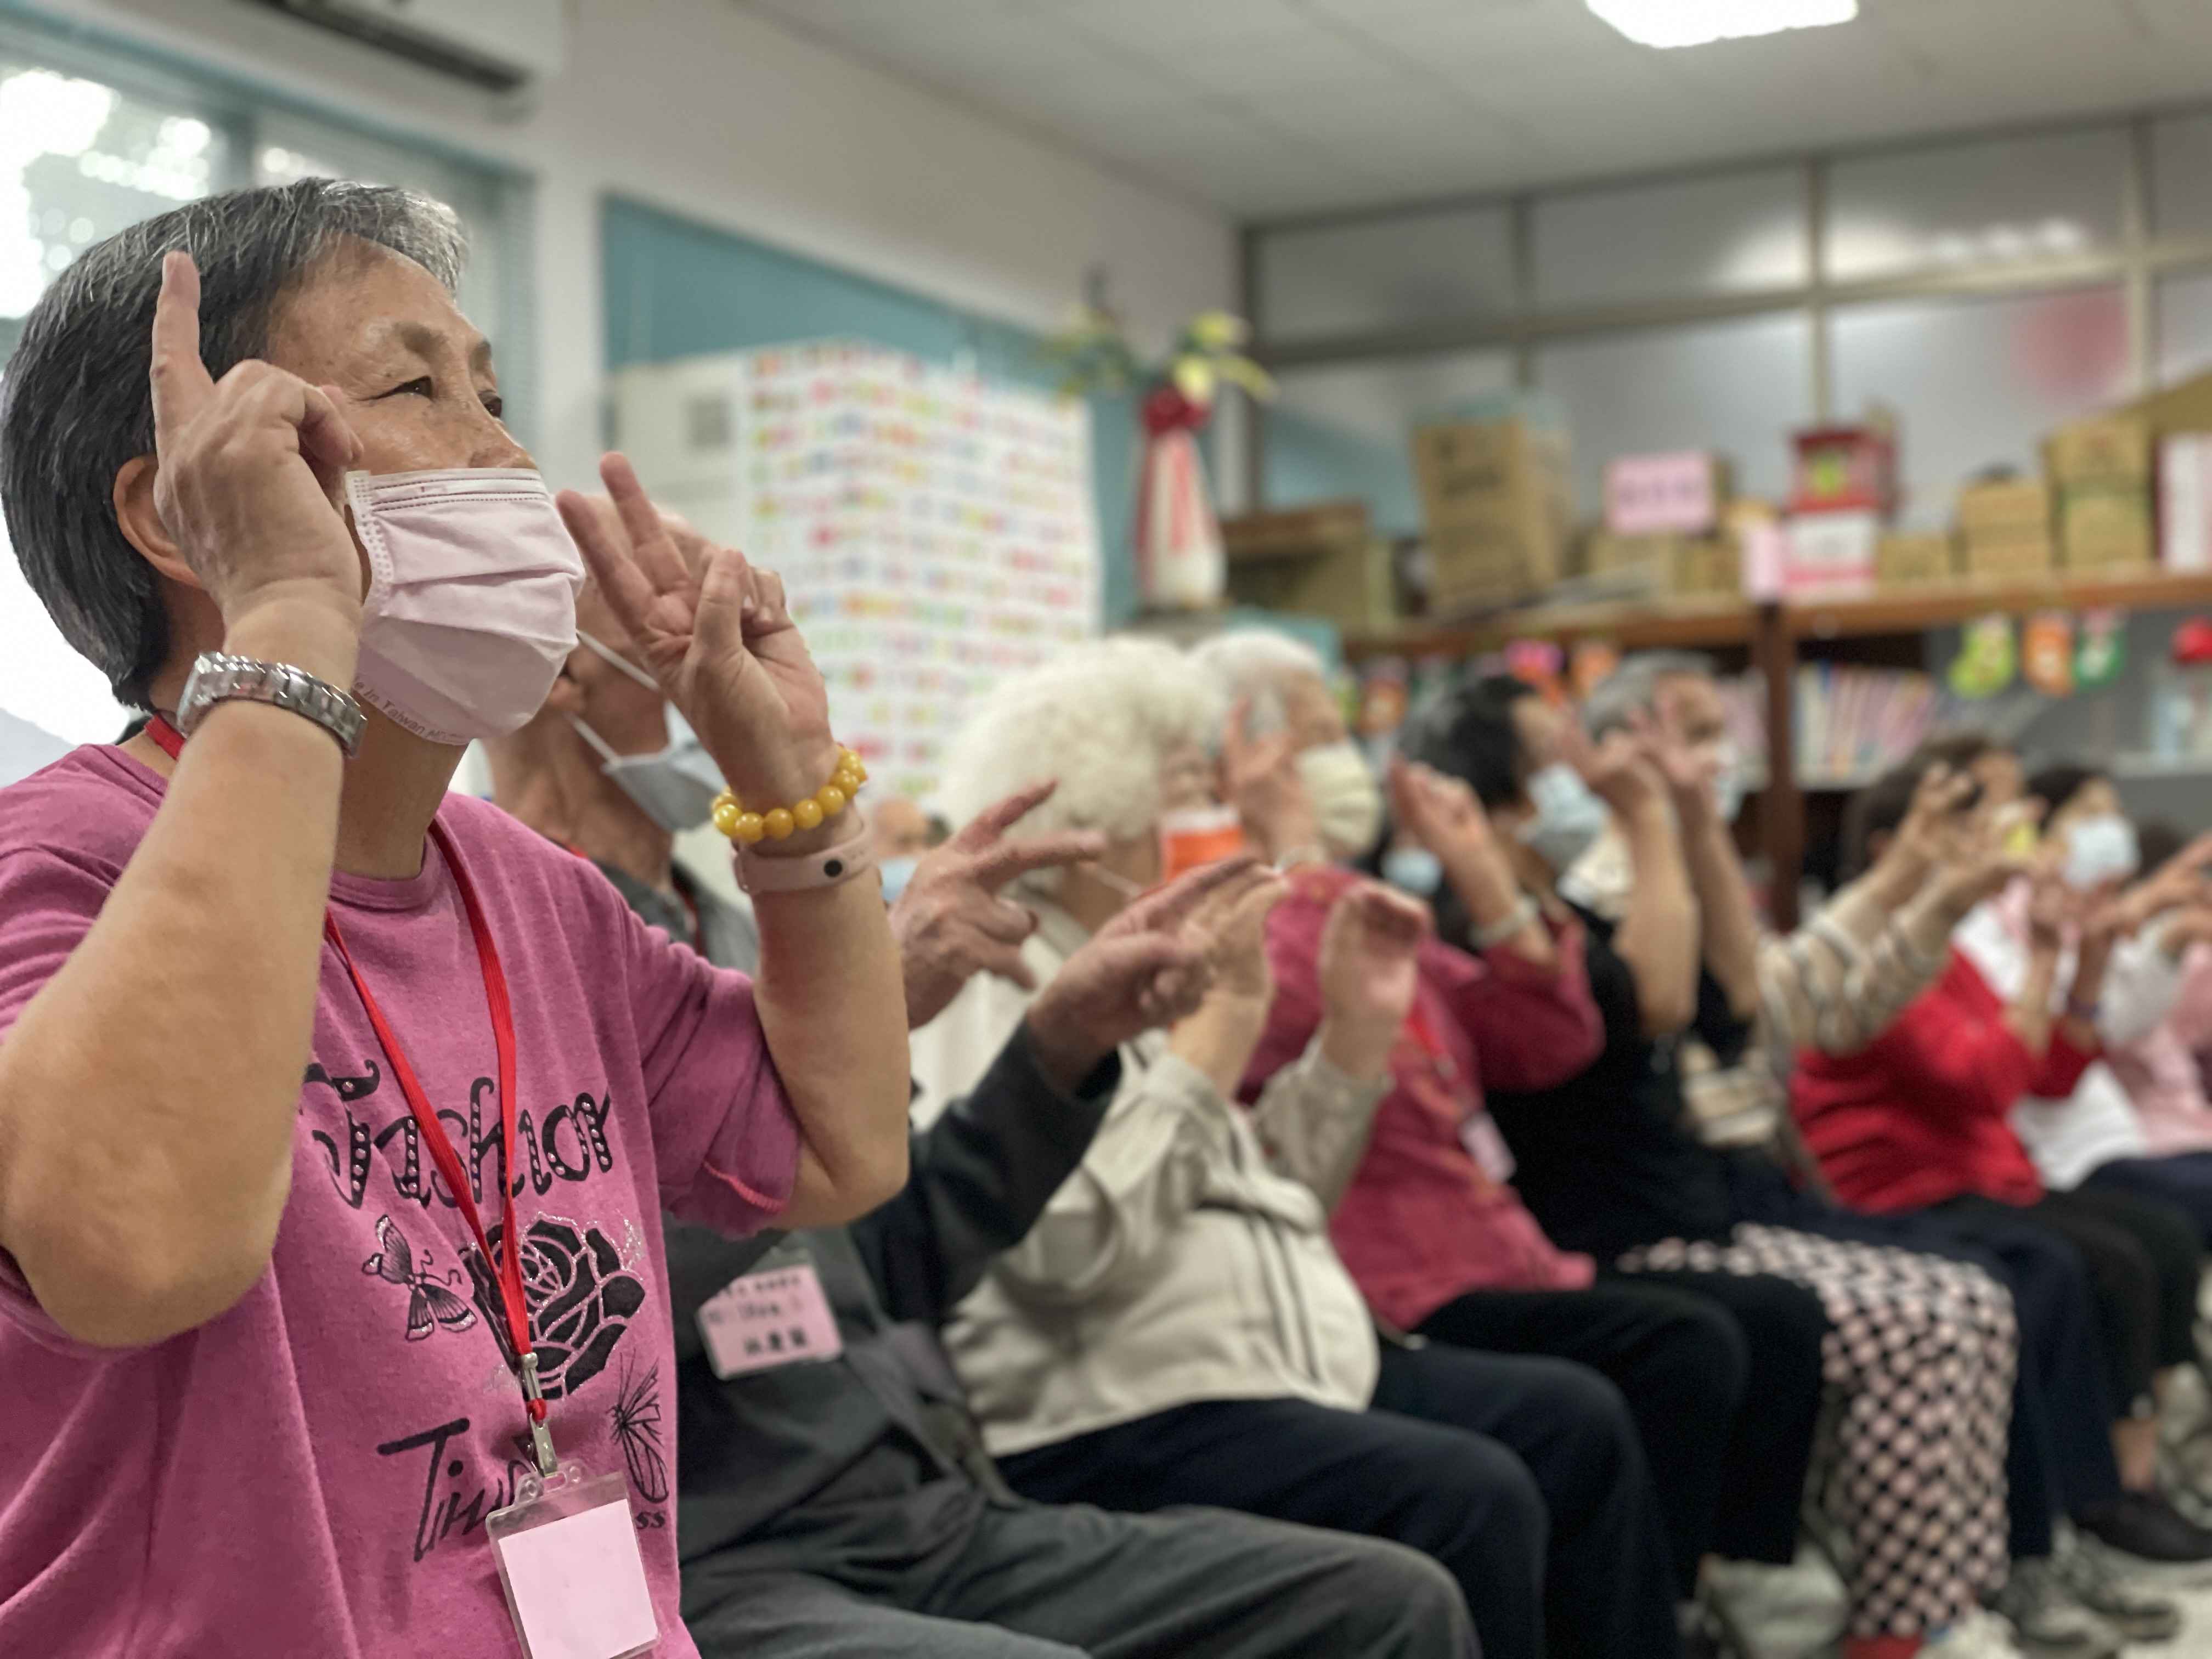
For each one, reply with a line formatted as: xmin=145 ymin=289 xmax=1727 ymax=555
xmin=0 ymin=181 xmax=913 ymax=1655
xmin=911 ymin=636 xmax=1686 ymax=1659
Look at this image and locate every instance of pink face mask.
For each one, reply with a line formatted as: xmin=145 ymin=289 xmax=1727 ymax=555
xmin=344 ymin=467 xmax=585 ymax=746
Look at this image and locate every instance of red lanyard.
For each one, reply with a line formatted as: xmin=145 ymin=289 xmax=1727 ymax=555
xmin=144 ymin=716 xmax=555 ymax=1473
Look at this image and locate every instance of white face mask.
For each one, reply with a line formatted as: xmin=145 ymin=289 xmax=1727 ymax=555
xmin=1703 ymin=738 xmax=1746 ymax=824
xmin=1297 ymin=739 xmax=1384 ymax=860
xmin=568 ymin=633 xmax=726 ymax=832
xmin=346 ymin=468 xmax=585 ymax=746
xmin=2062 ymin=812 xmax=2140 ymax=891
xmin=1519 ymin=763 xmax=1610 ymax=875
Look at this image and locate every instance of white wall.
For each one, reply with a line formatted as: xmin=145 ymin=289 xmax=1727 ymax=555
xmin=20 ymin=0 xmax=1234 ymax=496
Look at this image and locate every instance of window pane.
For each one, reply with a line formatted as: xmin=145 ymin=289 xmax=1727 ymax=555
xmin=0 ymin=59 xmax=227 ymax=326
xmin=2152 ymin=112 xmax=2212 ymax=239
xmin=0 ymin=57 xmax=222 ymax=743
xmin=1264 ymin=352 xmax=1514 ymax=537
xmin=1534 ymin=167 xmax=1807 ymax=309
xmin=2158 ymin=268 xmax=2212 ymax=386
xmin=1830 ymin=285 xmax=2130 ymax=527
xmin=1826 ymin=128 xmax=2126 ymax=283
xmin=1256 ymin=206 xmax=1513 ymax=342
xmin=1532 ymin=313 xmax=1813 ymax=516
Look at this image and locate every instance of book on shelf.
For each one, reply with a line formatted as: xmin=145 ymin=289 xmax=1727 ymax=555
xmin=1717 ymin=667 xmax=1958 ymax=789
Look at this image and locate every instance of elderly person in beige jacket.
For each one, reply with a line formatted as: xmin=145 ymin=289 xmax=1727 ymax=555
xmin=909 ymin=636 xmax=1688 ymax=1659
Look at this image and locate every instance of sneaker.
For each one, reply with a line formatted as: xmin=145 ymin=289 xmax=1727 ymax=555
xmin=2075 ymin=1489 xmax=2212 ymax=1564
xmin=2054 ymin=1529 xmax=2185 ymax=1640
xmin=1988 ymin=1559 xmax=2122 ymax=1657
xmin=1924 ymin=1607 xmax=2029 ymax=1658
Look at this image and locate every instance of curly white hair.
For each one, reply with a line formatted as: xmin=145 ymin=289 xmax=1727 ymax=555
xmin=935 ymin=636 xmax=1227 ymax=851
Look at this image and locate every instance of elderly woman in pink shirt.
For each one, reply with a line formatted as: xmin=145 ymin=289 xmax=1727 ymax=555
xmin=1196 ymin=633 xmax=1751 ymax=1601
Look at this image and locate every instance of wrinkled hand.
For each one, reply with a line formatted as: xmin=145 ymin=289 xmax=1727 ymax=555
xmin=1389 ymin=755 xmax=1494 ymax=863
xmin=1567 ymin=721 xmax=1664 ymax=816
xmin=1634 ymin=708 xmax=1719 ymax=830
xmin=146 ymin=252 xmax=364 ymax=624
xmin=1022 ymin=857 xmax=1262 ymax=1085
xmin=893 ymin=781 xmax=1106 ymax=1030
xmin=557 ymin=455 xmax=835 ymax=816
xmin=2119 ymin=832 xmax=2212 ymax=932
xmin=1930 ymin=794 xmax=2042 ymax=913
xmin=1189 ymin=864 xmax=1291 ymax=1003
xmin=1220 ymin=699 xmax=1318 ymax=860
xmin=1880 ymin=764 xmax=1973 ymax=885
xmin=1318 ymin=881 xmax=1431 ymax=1037
xmin=2157 ymin=904 xmax=2212 ymax=957
xmin=2027 ymin=866 xmax=2076 ymax=956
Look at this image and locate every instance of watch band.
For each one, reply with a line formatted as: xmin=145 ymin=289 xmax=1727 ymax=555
xmin=175 ymin=651 xmax=365 ymax=759
xmin=735 ymin=815 xmax=875 ymax=897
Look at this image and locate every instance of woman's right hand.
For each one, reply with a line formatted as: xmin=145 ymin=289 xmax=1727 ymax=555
xmin=1565 ymin=720 xmax=1663 ymax=817
xmin=147 ymin=253 xmax=365 ymax=628
xmin=1316 ymin=882 xmax=1430 ymax=1079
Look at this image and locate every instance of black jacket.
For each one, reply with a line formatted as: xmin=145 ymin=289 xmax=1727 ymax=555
xmin=668 ymin=1026 xmax=1119 ymax=1565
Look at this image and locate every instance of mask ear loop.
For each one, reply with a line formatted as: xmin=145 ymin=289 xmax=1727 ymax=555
xmin=574 ymin=630 xmax=664 ymax=693
xmin=567 ymin=714 xmax=627 ymax=771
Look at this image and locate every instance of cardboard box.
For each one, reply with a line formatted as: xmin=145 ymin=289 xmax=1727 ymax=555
xmin=1877 ymin=532 xmax=1956 ymax=586
xmin=1220 ymin=502 xmax=1395 ymax=631
xmin=1963 ymin=533 xmax=2056 ymax=580
xmin=1675 ymin=535 xmax=1740 ymax=597
xmin=2045 ymin=415 xmax=2152 ymax=488
xmin=2058 ymin=487 xmax=2154 ymax=571
xmin=2125 ymin=369 xmax=2212 ymax=441
xmin=1603 ymin=451 xmax=1729 ymax=536
xmin=2162 ymin=435 xmax=2212 ymax=572
xmin=1957 ymin=476 xmax=2052 ymax=538
xmin=1413 ymin=417 xmax=1572 ymax=607
xmin=1581 ymin=530 xmax=1737 ymax=597
xmin=1784 ymin=511 xmax=1879 ymax=596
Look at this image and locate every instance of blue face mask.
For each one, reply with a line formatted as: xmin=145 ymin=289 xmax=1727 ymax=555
xmin=1382 ymin=846 xmax=1444 ymax=897
xmin=879 ymin=855 xmax=920 ymax=905
xmin=1518 ymin=763 xmax=1610 ymax=876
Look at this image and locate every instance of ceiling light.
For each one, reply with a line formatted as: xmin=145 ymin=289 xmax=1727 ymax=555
xmin=1587 ymin=0 xmax=1858 ymax=50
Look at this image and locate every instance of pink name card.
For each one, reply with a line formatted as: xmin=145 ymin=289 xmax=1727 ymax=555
xmin=1605 ymin=451 xmax=1723 ymax=535
xmin=697 ymin=1260 xmax=845 ymax=1379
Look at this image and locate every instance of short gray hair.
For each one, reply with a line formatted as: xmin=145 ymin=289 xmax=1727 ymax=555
xmin=936 ymin=636 xmax=1226 ymax=854
xmin=1583 ymin=650 xmax=1716 ymax=738
xmin=2 ymin=179 xmax=467 ymax=706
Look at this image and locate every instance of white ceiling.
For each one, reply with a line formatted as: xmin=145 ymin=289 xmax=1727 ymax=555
xmin=731 ymin=0 xmax=2212 ymax=220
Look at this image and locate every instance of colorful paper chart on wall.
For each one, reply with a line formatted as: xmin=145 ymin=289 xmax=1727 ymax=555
xmin=728 ymin=343 xmax=1102 ymax=803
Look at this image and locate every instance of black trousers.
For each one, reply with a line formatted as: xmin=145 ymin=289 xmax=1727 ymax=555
xmin=1001 ymin=1343 xmax=1681 ymax=1659
xmin=1415 ymin=1279 xmax=1748 ymax=1596
xmin=1929 ymin=1187 xmax=2203 ymax=1414
xmin=2085 ymin=1150 xmax=2212 ymax=1249
xmin=685 ymin=1498 xmax=1476 ymax=1659
xmin=1602 ymin=1260 xmax=1830 ymax=1567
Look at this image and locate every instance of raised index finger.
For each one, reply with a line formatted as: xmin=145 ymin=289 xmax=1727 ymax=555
xmin=950 ymin=781 xmax=1059 ymax=853
xmin=149 ymin=252 xmax=216 ymax=440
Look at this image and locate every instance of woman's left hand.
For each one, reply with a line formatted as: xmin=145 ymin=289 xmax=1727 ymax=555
xmin=558 ymin=454 xmax=838 ymax=813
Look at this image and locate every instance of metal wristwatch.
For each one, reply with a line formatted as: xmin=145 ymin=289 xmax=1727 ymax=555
xmin=175 ymin=651 xmax=365 ymax=759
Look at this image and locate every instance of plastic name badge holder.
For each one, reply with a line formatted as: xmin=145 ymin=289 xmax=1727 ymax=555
xmin=487 ymin=1462 xmax=658 ymax=1659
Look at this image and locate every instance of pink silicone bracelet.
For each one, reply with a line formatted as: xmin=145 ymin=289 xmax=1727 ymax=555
xmin=735 ymin=815 xmax=876 ymax=896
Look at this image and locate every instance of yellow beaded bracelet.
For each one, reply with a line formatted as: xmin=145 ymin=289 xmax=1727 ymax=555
xmin=710 ymin=747 xmax=867 ymax=845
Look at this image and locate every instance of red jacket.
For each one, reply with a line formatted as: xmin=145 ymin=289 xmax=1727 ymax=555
xmin=1240 ymin=865 xmax=1605 ymax=1330
xmin=1790 ymin=947 xmax=2098 ymax=1213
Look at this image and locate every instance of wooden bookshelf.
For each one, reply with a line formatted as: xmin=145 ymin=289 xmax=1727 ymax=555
xmin=1338 ymin=568 xmax=2212 ymax=927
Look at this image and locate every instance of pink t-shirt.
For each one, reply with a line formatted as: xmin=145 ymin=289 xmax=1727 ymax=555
xmin=0 ymin=746 xmax=801 ymax=1658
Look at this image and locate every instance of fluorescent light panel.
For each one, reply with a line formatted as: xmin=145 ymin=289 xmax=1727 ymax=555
xmin=1587 ymin=0 xmax=1858 ymax=50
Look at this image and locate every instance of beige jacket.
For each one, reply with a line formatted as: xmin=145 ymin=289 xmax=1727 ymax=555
xmin=909 ymin=905 xmax=1385 ymax=1458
